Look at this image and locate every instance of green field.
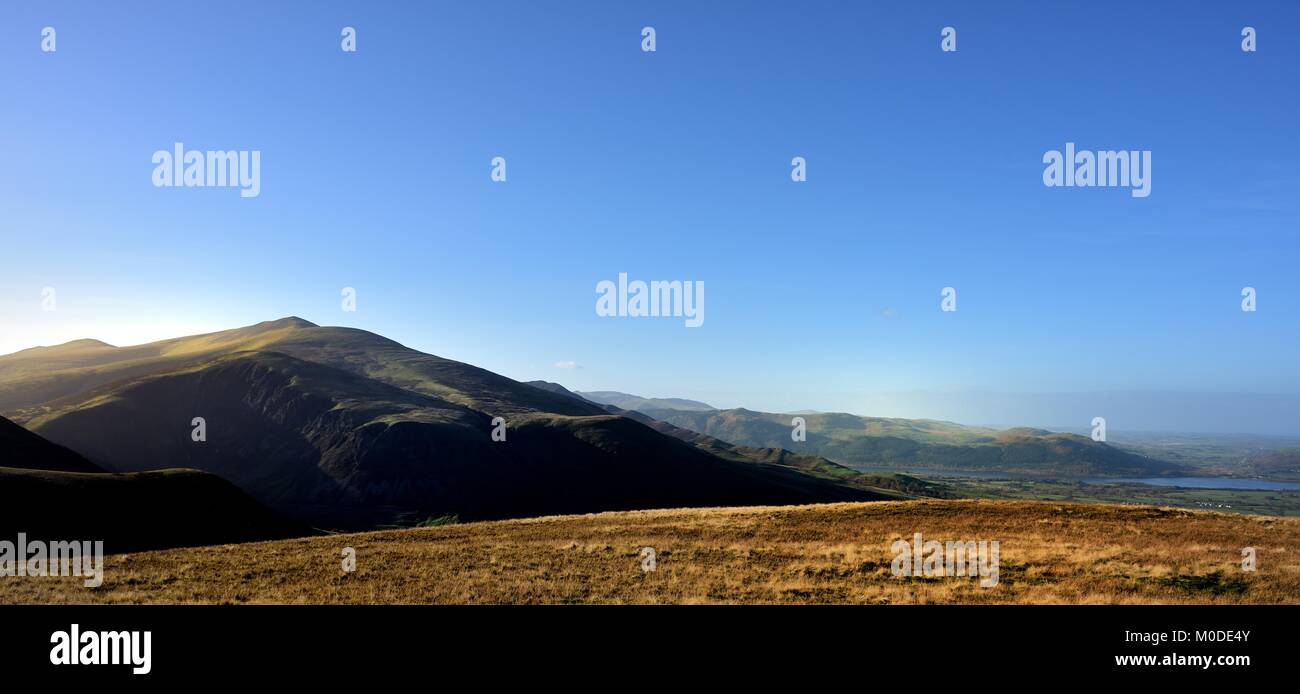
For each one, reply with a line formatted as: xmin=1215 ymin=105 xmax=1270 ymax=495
xmin=943 ymin=476 xmax=1300 ymax=517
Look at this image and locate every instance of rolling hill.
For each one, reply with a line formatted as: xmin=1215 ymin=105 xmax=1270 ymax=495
xmin=0 ymin=416 xmax=309 ymax=553
xmin=0 ymin=319 xmax=890 ymax=529
xmin=0 ymin=413 xmax=101 ymax=473
xmin=530 ymin=387 xmax=1179 ymax=477
xmin=637 ymin=408 xmax=1183 ymax=477
xmin=526 ymin=381 xmax=935 ymax=495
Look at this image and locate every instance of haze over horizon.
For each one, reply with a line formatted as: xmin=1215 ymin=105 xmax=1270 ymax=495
xmin=3 ymin=2 xmax=1297 ymax=436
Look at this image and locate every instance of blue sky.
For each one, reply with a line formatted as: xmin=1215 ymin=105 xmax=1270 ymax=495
xmin=1 ymin=2 xmax=1297 ymax=433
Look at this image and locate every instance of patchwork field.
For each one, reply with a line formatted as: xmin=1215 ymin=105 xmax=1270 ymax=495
xmin=2 ymin=499 xmax=1296 ymax=605
xmin=948 ymin=476 xmax=1300 ymax=517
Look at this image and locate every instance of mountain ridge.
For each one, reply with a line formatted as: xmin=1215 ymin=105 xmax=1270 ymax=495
xmin=640 ymin=407 xmax=1182 ymax=477
xmin=578 ymin=390 xmax=716 ymax=412
xmin=528 ymin=385 xmax=1180 ymax=477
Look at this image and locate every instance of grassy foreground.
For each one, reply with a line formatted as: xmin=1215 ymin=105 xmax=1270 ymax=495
xmin=3 ymin=499 xmax=1296 ymax=604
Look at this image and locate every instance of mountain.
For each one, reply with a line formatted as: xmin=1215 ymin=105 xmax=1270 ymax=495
xmin=577 ymin=391 xmax=716 ymax=413
xmin=0 ymin=416 xmax=309 ymax=553
xmin=1 ymin=318 xmax=606 ymax=421
xmin=0 ymin=319 xmax=889 ymax=529
xmin=635 ymin=408 xmax=1184 ymax=477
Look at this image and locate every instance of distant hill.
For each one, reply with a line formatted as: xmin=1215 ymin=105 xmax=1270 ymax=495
xmin=1 ymin=319 xmax=888 ymax=530
xmin=577 ymin=390 xmax=716 ymax=413
xmin=638 ymin=408 xmax=1184 ymax=477
xmin=0 ymin=416 xmax=309 ymax=553
xmin=1244 ymin=449 xmax=1300 ymax=481
xmin=526 ymin=381 xmax=942 ymax=498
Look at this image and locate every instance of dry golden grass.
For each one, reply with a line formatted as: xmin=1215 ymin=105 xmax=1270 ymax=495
xmin=3 ymin=499 xmax=1296 ymax=604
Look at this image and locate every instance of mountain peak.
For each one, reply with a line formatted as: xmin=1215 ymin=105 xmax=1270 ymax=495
xmin=64 ymin=338 xmax=116 ymax=349
xmin=0 ymin=337 xmax=117 ymax=361
xmin=247 ymin=317 xmax=318 ymax=330
xmin=272 ymin=316 xmax=317 ymax=328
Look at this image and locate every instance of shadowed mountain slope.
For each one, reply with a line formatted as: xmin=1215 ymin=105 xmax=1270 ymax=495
xmin=0 ymin=414 xmax=101 ymax=473
xmin=0 ymin=415 xmax=310 ymax=553
xmin=0 ymin=467 xmax=312 ymax=554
